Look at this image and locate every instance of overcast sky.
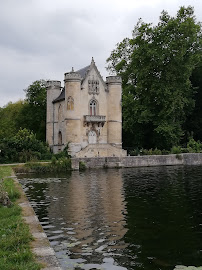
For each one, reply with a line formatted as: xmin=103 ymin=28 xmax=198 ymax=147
xmin=0 ymin=0 xmax=201 ymax=107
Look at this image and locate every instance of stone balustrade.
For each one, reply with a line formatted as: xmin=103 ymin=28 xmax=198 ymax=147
xmin=84 ymin=115 xmax=106 ymax=123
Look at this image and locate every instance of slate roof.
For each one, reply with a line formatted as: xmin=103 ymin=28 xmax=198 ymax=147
xmin=52 ymin=88 xmax=65 ymax=103
xmin=76 ymin=65 xmax=90 ymax=80
xmin=52 ymin=65 xmax=90 ymax=103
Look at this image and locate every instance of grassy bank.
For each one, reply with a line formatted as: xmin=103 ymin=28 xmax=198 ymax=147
xmin=0 ymin=166 xmax=41 ymax=270
xmin=14 ymin=157 xmax=72 ymax=174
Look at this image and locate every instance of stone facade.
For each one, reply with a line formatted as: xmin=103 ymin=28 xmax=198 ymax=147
xmin=46 ymin=58 xmax=126 ymax=158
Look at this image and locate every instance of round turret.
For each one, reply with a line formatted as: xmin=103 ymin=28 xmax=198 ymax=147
xmin=64 ymin=69 xmax=82 ymax=82
xmin=46 ymin=80 xmax=62 ymax=149
xmin=64 ymin=68 xmax=82 ymax=156
xmin=106 ymin=76 xmax=122 ymax=147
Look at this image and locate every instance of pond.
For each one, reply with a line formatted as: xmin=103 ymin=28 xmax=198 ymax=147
xmin=18 ymin=166 xmax=202 ymax=270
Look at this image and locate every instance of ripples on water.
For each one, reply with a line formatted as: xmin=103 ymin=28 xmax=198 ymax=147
xmin=18 ymin=166 xmax=202 ymax=270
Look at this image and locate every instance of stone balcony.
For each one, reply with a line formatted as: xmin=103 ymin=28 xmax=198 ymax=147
xmin=84 ymin=115 xmax=106 ymax=127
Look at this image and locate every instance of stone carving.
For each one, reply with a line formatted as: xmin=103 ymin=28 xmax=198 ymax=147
xmin=88 ymin=80 xmax=100 ymax=95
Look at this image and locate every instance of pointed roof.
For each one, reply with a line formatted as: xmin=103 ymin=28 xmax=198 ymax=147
xmin=79 ymin=57 xmax=106 ymax=87
xmin=52 ymin=88 xmax=65 ymax=103
xmin=53 ymin=58 xmax=106 ymax=103
xmin=76 ymin=65 xmax=90 ymax=80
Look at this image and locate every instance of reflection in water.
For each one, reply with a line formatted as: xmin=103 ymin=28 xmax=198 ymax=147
xmin=18 ymin=166 xmax=202 ymax=270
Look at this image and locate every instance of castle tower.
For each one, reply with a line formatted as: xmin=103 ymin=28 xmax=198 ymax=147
xmin=106 ymin=76 xmax=122 ymax=147
xmin=64 ymin=69 xmax=82 ymax=156
xmin=46 ymin=81 xmax=61 ymax=149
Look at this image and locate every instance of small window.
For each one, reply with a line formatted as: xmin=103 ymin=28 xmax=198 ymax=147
xmin=58 ymin=104 xmax=63 ymax=122
xmin=58 ymin=131 xmax=62 ymax=145
xmin=89 ymin=100 xmax=97 ymax=116
xmin=67 ymin=96 xmax=74 ymax=110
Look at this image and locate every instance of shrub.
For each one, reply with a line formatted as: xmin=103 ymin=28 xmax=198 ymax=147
xmin=79 ymin=161 xmax=86 ymax=171
xmin=187 ymin=137 xmax=202 ymax=153
xmin=171 ymin=146 xmax=182 ymax=154
xmin=0 ymin=128 xmax=51 ymax=163
xmin=153 ymin=148 xmax=162 ymax=155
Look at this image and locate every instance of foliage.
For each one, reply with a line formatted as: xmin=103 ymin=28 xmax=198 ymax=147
xmin=17 ymin=157 xmax=72 ymax=173
xmin=0 ymin=80 xmax=47 ymax=143
xmin=184 ymin=63 xmax=202 ymax=142
xmin=171 ymin=146 xmax=182 ymax=154
xmin=0 ymin=101 xmax=25 ymax=141
xmin=53 ymin=145 xmax=71 ymax=159
xmin=187 ymin=137 xmax=202 ymax=152
xmin=0 ymin=128 xmax=51 ymax=163
xmin=16 ymin=80 xmax=47 ymax=141
xmin=79 ymin=161 xmax=86 ymax=171
xmin=107 ymin=6 xmax=202 ymax=150
xmin=51 ymin=157 xmax=72 ymax=171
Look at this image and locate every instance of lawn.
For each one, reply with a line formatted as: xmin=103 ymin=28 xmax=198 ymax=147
xmin=0 ymin=166 xmax=41 ymax=270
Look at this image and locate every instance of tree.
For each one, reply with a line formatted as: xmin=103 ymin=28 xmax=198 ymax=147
xmin=107 ymin=6 xmax=202 ymax=150
xmin=0 ymin=101 xmax=25 ymax=140
xmin=0 ymin=128 xmax=51 ymax=163
xmin=16 ymin=80 xmax=47 ymax=141
xmin=183 ymin=63 xmax=202 ymax=142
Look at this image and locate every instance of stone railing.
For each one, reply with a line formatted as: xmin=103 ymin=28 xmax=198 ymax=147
xmin=84 ymin=115 xmax=106 ymax=127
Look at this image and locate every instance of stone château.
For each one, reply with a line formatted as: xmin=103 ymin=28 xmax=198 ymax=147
xmin=46 ymin=58 xmax=126 ymax=157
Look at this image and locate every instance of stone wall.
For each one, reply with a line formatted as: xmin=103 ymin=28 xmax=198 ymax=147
xmin=71 ymin=153 xmax=202 ymax=170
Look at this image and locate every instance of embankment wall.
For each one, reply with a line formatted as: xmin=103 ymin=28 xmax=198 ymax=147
xmin=71 ymin=153 xmax=202 ymax=170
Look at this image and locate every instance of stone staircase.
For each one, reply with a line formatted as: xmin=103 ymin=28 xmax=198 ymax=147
xmin=75 ymin=143 xmax=127 ymax=158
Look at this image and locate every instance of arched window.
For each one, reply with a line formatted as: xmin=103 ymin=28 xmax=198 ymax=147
xmin=58 ymin=131 xmax=62 ymax=145
xmin=58 ymin=104 xmax=62 ymax=122
xmin=89 ymin=99 xmax=97 ymax=116
xmin=67 ymin=96 xmax=74 ymax=110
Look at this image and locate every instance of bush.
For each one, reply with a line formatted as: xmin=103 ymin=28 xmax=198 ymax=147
xmin=187 ymin=137 xmax=202 ymax=153
xmin=79 ymin=161 xmax=86 ymax=171
xmin=0 ymin=128 xmax=51 ymax=163
xmin=153 ymin=148 xmax=162 ymax=155
xmin=171 ymin=146 xmax=182 ymax=154
xmin=51 ymin=157 xmax=71 ymax=171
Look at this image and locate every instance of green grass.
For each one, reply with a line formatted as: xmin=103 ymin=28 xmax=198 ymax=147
xmin=0 ymin=166 xmax=41 ymax=270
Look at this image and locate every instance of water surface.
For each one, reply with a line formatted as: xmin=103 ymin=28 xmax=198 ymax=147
xmin=18 ymin=166 xmax=202 ymax=269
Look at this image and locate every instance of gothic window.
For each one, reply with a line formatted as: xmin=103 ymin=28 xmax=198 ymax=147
xmin=58 ymin=131 xmax=62 ymax=145
xmin=67 ymin=96 xmax=74 ymax=110
xmin=89 ymin=99 xmax=97 ymax=116
xmin=58 ymin=104 xmax=63 ymax=122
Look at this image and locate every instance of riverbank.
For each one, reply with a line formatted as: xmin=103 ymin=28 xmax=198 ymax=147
xmin=0 ymin=166 xmax=62 ymax=270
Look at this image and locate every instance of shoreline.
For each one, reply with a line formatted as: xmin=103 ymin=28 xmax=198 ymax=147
xmin=12 ymin=170 xmax=62 ymax=270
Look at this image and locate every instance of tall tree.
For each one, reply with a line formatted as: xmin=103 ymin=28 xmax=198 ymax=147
xmin=183 ymin=63 xmax=202 ymax=142
xmin=0 ymin=101 xmax=24 ymax=140
xmin=107 ymin=6 xmax=202 ymax=150
xmin=16 ymin=80 xmax=47 ymax=141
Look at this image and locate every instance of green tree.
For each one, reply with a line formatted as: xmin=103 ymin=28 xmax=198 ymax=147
xmin=0 ymin=101 xmax=25 ymax=140
xmin=0 ymin=128 xmax=51 ymax=163
xmin=183 ymin=63 xmax=202 ymax=142
xmin=17 ymin=80 xmax=47 ymax=141
xmin=107 ymin=6 xmax=202 ymax=150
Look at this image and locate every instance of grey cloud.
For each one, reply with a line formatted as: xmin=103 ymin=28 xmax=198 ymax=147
xmin=0 ymin=0 xmax=201 ymax=107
